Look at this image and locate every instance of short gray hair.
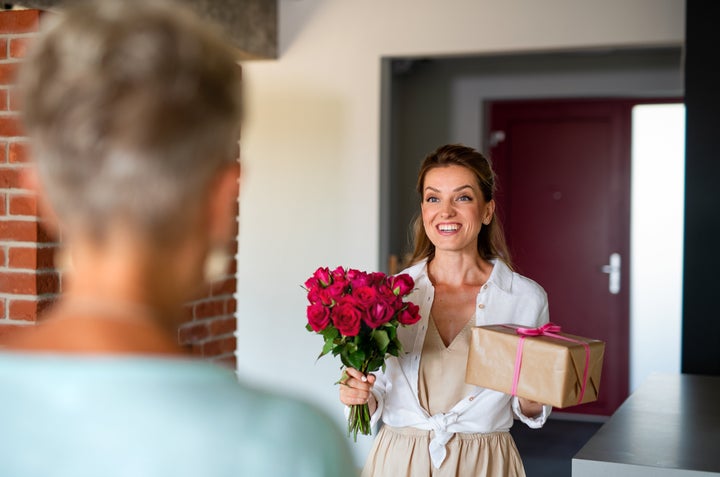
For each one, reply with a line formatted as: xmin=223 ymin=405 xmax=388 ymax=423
xmin=20 ymin=0 xmax=242 ymax=242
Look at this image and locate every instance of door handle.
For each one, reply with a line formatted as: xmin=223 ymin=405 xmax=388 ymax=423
xmin=600 ymin=253 xmax=621 ymax=294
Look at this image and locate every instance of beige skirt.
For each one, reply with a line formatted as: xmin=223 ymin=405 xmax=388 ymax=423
xmin=362 ymin=425 xmax=526 ymax=477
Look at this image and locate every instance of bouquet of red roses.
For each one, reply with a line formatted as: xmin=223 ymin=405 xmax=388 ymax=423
xmin=304 ymin=266 xmax=421 ymax=440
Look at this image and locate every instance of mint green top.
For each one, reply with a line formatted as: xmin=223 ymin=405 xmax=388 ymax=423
xmin=0 ymin=353 xmax=356 ymax=477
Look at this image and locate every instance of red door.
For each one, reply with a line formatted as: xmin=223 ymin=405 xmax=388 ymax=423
xmin=488 ymin=100 xmax=632 ymax=416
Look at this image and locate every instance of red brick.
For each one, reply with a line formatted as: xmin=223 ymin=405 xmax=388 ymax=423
xmin=7 ymin=245 xmax=53 ymax=269
xmin=37 ymin=246 xmax=55 ymax=269
xmin=0 ymin=246 xmax=5 ymax=267
xmin=0 ymin=271 xmax=57 ymax=295
xmin=36 ymin=221 xmax=54 ymax=243
xmin=9 ymin=37 xmax=31 ymax=59
xmin=0 ymin=38 xmax=7 ymax=59
xmin=0 ymin=194 xmax=6 ymax=216
xmin=177 ymin=321 xmax=210 ymax=345
xmin=226 ymin=299 xmax=237 ymax=314
xmin=209 ymin=316 xmax=236 ymax=336
xmin=0 ymin=271 xmax=35 ymax=294
xmin=8 ymin=141 xmax=29 ymax=163
xmin=36 ymin=271 xmax=59 ymax=294
xmin=0 ymin=63 xmax=17 ymax=85
xmin=0 ymin=115 xmax=22 ymax=136
xmin=7 ymin=246 xmax=33 ymax=269
xmin=0 ymin=141 xmax=6 ymax=163
xmin=0 ymin=10 xmax=40 ymax=34
xmin=9 ymin=297 xmax=55 ymax=322
xmin=9 ymin=193 xmax=36 ymax=216
xmin=0 ymin=166 xmax=22 ymax=188
xmin=193 ymin=299 xmax=225 ymax=320
xmin=202 ymin=336 xmax=236 ymax=357
xmin=0 ymin=219 xmax=37 ymax=241
xmin=0 ymin=89 xmax=7 ymax=111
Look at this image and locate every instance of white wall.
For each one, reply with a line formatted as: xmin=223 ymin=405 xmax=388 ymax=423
xmin=236 ymin=0 xmax=685 ymax=463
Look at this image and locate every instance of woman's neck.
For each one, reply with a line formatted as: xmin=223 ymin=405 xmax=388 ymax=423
xmin=428 ymin=250 xmax=493 ymax=287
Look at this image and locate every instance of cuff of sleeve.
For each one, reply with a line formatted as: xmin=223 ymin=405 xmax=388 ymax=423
xmin=512 ymin=396 xmax=551 ymax=429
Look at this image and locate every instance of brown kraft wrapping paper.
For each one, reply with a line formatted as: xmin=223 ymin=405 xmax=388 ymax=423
xmin=465 ymin=324 xmax=605 ymax=408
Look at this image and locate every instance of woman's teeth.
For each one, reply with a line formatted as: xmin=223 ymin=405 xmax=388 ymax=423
xmin=438 ymin=224 xmax=459 ymax=232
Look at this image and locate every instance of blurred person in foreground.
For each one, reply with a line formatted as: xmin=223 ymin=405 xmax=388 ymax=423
xmin=0 ymin=1 xmax=355 ymax=476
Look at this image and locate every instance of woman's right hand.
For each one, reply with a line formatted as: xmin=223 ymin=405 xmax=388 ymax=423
xmin=339 ymin=367 xmax=377 ymax=414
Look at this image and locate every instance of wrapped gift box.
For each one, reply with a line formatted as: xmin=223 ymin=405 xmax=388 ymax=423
xmin=465 ymin=324 xmax=605 ymax=408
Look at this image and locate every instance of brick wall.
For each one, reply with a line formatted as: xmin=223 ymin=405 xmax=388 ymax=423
xmin=0 ymin=8 xmax=239 ymax=369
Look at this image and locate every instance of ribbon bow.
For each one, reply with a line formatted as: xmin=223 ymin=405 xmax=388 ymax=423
xmin=514 ymin=322 xmax=562 ymax=337
xmin=505 ymin=322 xmax=591 ymax=405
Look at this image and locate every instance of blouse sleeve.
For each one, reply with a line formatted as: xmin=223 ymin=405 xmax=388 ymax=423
xmin=511 ymin=397 xmax=552 ymax=428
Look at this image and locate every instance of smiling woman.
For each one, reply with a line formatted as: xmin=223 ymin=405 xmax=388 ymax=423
xmin=339 ymin=144 xmax=552 ymax=476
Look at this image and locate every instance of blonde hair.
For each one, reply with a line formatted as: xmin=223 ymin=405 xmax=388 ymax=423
xmin=407 ymin=144 xmax=512 ymax=267
xmin=20 ymin=0 xmax=242 ymax=243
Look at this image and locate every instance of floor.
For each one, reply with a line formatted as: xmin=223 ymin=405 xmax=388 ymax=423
xmin=510 ymin=417 xmax=603 ymax=477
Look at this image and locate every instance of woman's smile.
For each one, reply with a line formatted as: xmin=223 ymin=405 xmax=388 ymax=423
xmin=437 ymin=223 xmax=462 ymax=234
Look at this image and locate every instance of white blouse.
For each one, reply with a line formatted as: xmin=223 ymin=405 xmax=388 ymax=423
xmin=369 ymin=258 xmax=552 ymax=468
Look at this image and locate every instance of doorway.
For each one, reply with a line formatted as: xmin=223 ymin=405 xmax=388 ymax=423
xmin=380 ymin=47 xmax=684 ymax=416
xmin=488 ymin=98 xmax=682 ymax=415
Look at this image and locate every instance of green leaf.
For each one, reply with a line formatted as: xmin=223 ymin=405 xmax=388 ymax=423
xmin=321 ymin=326 xmax=339 ymax=341
xmin=319 ymin=338 xmax=335 ymax=357
xmin=385 ymin=324 xmax=397 ymax=340
xmin=366 ymin=356 xmax=384 ymax=373
xmin=372 ymin=330 xmax=390 ymax=354
xmin=347 ymin=349 xmax=366 ymax=370
xmin=305 ymin=323 xmax=313 ymax=332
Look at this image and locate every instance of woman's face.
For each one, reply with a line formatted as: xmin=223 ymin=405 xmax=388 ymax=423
xmin=421 ymin=164 xmax=494 ymax=255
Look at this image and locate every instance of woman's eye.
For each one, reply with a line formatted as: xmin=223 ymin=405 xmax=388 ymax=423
xmin=457 ymin=195 xmax=472 ymax=202
xmin=425 ymin=196 xmax=439 ymax=203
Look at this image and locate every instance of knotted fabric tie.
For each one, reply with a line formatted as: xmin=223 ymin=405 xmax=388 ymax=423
xmin=507 ymin=322 xmax=591 ymax=405
xmin=428 ymin=412 xmax=459 ymax=468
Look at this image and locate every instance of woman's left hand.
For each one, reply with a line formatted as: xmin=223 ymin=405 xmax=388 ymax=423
xmin=518 ymin=397 xmax=545 ymax=418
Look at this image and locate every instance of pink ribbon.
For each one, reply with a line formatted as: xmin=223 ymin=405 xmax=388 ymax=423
xmin=505 ymin=322 xmax=591 ymax=405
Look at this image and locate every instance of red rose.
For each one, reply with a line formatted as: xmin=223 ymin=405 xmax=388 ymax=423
xmin=378 ymin=282 xmax=396 ymax=301
xmin=307 ymin=303 xmax=331 ymax=332
xmin=318 ymin=288 xmax=336 ymax=306
xmin=367 ymin=272 xmax=387 ymax=287
xmin=331 ymin=266 xmax=346 ymax=282
xmin=348 ymin=269 xmax=371 ymax=289
xmin=346 ymin=268 xmax=365 ymax=281
xmin=312 ymin=267 xmax=332 ymax=287
xmin=331 ymin=301 xmax=362 ymax=337
xmin=398 ymin=302 xmax=421 ymax=325
xmin=325 ymin=281 xmax=348 ymax=303
xmin=304 ymin=276 xmax=320 ymax=291
xmin=365 ymin=301 xmax=394 ymax=328
xmin=381 ymin=292 xmax=403 ymax=313
xmin=389 ymin=274 xmax=415 ymax=297
xmin=353 ymin=285 xmax=377 ymax=309
xmin=307 ymin=287 xmax=322 ymax=305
